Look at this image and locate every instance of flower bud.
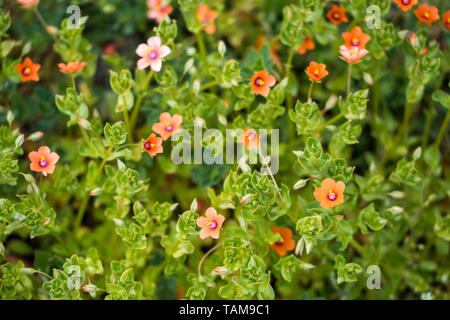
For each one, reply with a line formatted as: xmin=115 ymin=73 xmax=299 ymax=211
xmin=410 ymin=33 xmax=419 ymax=48
xmin=27 ymin=131 xmax=44 ymax=141
xmin=293 ymin=179 xmax=308 ymax=190
xmin=89 ymin=188 xmax=102 ymax=197
xmin=240 ymin=194 xmax=252 ymax=204
xmin=78 ymin=118 xmax=92 ymax=129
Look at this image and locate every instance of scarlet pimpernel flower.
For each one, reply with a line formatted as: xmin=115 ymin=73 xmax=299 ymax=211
xmin=17 ymin=0 xmax=38 ymax=8
xmin=250 ymin=69 xmax=276 ymax=97
xmin=306 ymin=61 xmax=328 ymax=82
xmin=196 ymin=207 xmax=225 ymax=240
xmin=342 ymin=26 xmax=371 ymax=50
xmin=393 ymin=0 xmax=417 ymax=12
xmin=15 ymin=57 xmax=40 ymax=82
xmin=239 ymin=129 xmax=260 ymax=150
xmin=197 ymin=3 xmax=218 ymax=34
xmin=414 ymin=4 xmax=439 ymax=25
xmin=297 ymin=36 xmax=315 ymax=55
xmin=326 ymin=4 xmax=348 ymax=25
xmin=152 ymin=112 xmax=183 ymax=141
xmin=57 ymin=61 xmax=87 ymax=74
xmin=142 ymin=133 xmax=163 ymax=157
xmin=313 ymin=178 xmax=345 ymax=209
xmin=442 ymin=10 xmax=450 ymax=30
xmin=269 ymin=227 xmax=295 ymax=256
xmin=147 ymin=0 xmax=173 ymax=23
xmin=339 ymin=45 xmax=368 ymax=64
xmin=28 ymin=146 xmax=60 ymax=176
xmin=136 ymin=36 xmax=171 ymax=72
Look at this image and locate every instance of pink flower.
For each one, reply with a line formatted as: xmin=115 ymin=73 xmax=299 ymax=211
xmin=152 ymin=112 xmax=183 ymax=140
xmin=147 ymin=0 xmax=173 ymax=23
xmin=339 ymin=45 xmax=368 ymax=64
xmin=196 ymin=207 xmax=225 ymax=240
xmin=136 ymin=36 xmax=171 ymax=72
xmin=17 ymin=0 xmax=38 ymax=8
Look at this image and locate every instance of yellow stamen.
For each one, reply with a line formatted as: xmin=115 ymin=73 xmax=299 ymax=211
xmin=151 ymin=143 xmax=155 ymax=148
xmin=424 ymin=12 xmax=430 ymax=18
xmin=165 ymin=121 xmax=171 ymax=125
xmin=352 ymin=38 xmax=359 ymax=43
xmin=40 ymin=155 xmax=45 ymax=161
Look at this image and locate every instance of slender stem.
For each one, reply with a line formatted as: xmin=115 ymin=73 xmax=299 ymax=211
xmin=394 ymin=102 xmax=413 ymax=144
xmin=313 ymin=113 xmax=344 ymax=134
xmin=435 ymin=109 xmax=450 ymax=148
xmin=30 ymin=269 xmax=53 ymax=280
xmin=200 ymin=79 xmax=220 ymax=91
xmin=198 ymin=242 xmax=223 ymax=276
xmin=74 ymin=145 xmax=113 ymax=233
xmin=33 ymin=8 xmax=57 ymax=41
xmin=307 ymin=81 xmax=314 ymax=102
xmin=123 ymin=110 xmax=131 ymax=142
xmin=196 ymin=31 xmax=208 ymax=70
xmin=130 ymin=71 xmax=154 ymax=134
xmin=71 ymin=75 xmax=76 ymax=90
xmin=350 ymin=239 xmax=367 ymax=257
xmin=346 ymin=63 xmax=353 ymax=98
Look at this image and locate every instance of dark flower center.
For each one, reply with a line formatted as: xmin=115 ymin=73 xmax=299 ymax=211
xmin=401 ymin=0 xmax=410 ymax=5
xmin=333 ymin=12 xmax=340 ymax=20
xmin=144 ymin=142 xmax=152 ymax=150
xmin=208 ymin=220 xmax=218 ymax=230
xmin=351 ymin=38 xmax=360 ymax=46
xmin=327 ymin=190 xmax=337 ymax=201
xmin=254 ymin=77 xmax=264 ymax=87
xmin=39 ymin=159 xmax=48 ymax=168
xmin=148 ymin=50 xmax=158 ymax=60
xmin=165 ymin=124 xmax=174 ymax=132
xmin=202 ymin=17 xmax=210 ymax=24
xmin=22 ymin=67 xmax=31 ymax=76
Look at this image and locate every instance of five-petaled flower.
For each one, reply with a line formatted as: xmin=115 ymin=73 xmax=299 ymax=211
xmin=15 ymin=57 xmax=40 ymax=82
xmin=197 ymin=3 xmax=219 ymax=34
xmin=28 ymin=146 xmax=60 ymax=176
xmin=339 ymin=45 xmax=368 ymax=64
xmin=313 ymin=178 xmax=345 ymax=209
xmin=136 ymin=36 xmax=171 ymax=72
xmin=414 ymin=4 xmax=439 ymax=25
xmin=269 ymin=226 xmax=296 ymax=256
xmin=142 ymin=133 xmax=163 ymax=157
xmin=147 ymin=0 xmax=173 ymax=23
xmin=442 ymin=10 xmax=450 ymax=30
xmin=250 ymin=69 xmax=276 ymax=97
xmin=152 ymin=112 xmax=183 ymax=141
xmin=239 ymin=129 xmax=260 ymax=150
xmin=17 ymin=0 xmax=38 ymax=8
xmin=342 ymin=26 xmax=371 ymax=50
xmin=297 ymin=36 xmax=315 ymax=55
xmin=58 ymin=61 xmax=87 ymax=74
xmin=306 ymin=61 xmax=328 ymax=82
xmin=197 ymin=207 xmax=225 ymax=240
xmin=326 ymin=4 xmax=348 ymax=25
xmin=393 ymin=0 xmax=417 ymax=12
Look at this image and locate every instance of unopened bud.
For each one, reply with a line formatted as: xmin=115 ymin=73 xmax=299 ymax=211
xmin=240 ymin=194 xmax=252 ymax=204
xmin=15 ymin=134 xmax=25 ymax=148
xmin=410 ymin=33 xmax=419 ymax=48
xmin=388 ymin=191 xmax=405 ymax=199
xmin=46 ymin=26 xmax=59 ymax=36
xmin=389 ymin=206 xmax=404 ymax=214
xmin=213 ymin=266 xmax=229 ymax=275
xmin=293 ymin=179 xmax=308 ymax=190
xmin=27 ymin=131 xmax=44 ymax=141
xmin=89 ymin=188 xmax=102 ymax=197
xmin=43 ymin=217 xmax=51 ymax=226
xmin=78 ymin=118 xmax=91 ymax=129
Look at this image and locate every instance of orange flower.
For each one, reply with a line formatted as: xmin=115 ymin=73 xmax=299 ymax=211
xmin=57 ymin=61 xmax=87 ymax=74
xmin=196 ymin=207 xmax=225 ymax=239
xmin=196 ymin=3 xmax=219 ymax=34
xmin=442 ymin=10 xmax=450 ymax=30
xmin=152 ymin=112 xmax=183 ymax=141
xmin=326 ymin=5 xmax=348 ymax=25
xmin=269 ymin=227 xmax=296 ymax=256
xmin=342 ymin=26 xmax=371 ymax=50
xmin=142 ymin=133 xmax=163 ymax=157
xmin=313 ymin=178 xmax=345 ymax=209
xmin=15 ymin=57 xmax=40 ymax=82
xmin=17 ymin=0 xmax=38 ymax=8
xmin=297 ymin=36 xmax=315 ymax=55
xmin=147 ymin=0 xmax=173 ymax=23
xmin=28 ymin=146 xmax=60 ymax=176
xmin=238 ymin=128 xmax=260 ymax=150
xmin=250 ymin=69 xmax=276 ymax=97
xmin=414 ymin=4 xmax=439 ymax=25
xmin=393 ymin=0 xmax=417 ymax=11
xmin=305 ymin=61 xmax=328 ymax=82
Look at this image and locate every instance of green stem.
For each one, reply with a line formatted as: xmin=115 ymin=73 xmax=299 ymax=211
xmin=313 ymin=113 xmax=344 ymax=134
xmin=435 ymin=109 xmax=450 ymax=148
xmin=130 ymin=70 xmax=154 ymax=135
xmin=198 ymin=242 xmax=223 ymax=276
xmin=307 ymin=81 xmax=314 ymax=102
xmin=196 ymin=31 xmax=208 ymax=70
xmin=350 ymin=239 xmax=367 ymax=257
xmin=347 ymin=63 xmax=353 ymax=98
xmin=73 ymin=145 xmax=113 ymax=233
xmin=200 ymin=79 xmax=220 ymax=91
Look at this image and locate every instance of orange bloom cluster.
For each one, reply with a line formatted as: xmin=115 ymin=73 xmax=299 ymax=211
xmin=339 ymin=26 xmax=370 ymax=64
xmin=326 ymin=5 xmax=348 ymax=25
xmin=393 ymin=0 xmax=417 ymax=11
xmin=196 ymin=207 xmax=225 ymax=240
xmin=269 ymin=227 xmax=295 ymax=256
xmin=250 ymin=69 xmax=276 ymax=98
xmin=142 ymin=112 xmax=183 ymax=158
xmin=147 ymin=0 xmax=173 ymax=23
xmin=414 ymin=4 xmax=439 ymax=25
xmin=28 ymin=146 xmax=60 ymax=176
xmin=58 ymin=61 xmax=87 ymax=74
xmin=444 ymin=11 xmax=450 ymax=30
xmin=15 ymin=57 xmax=40 ymax=82
xmin=197 ymin=3 xmax=219 ymax=34
xmin=297 ymin=36 xmax=315 ymax=55
xmin=313 ymin=178 xmax=345 ymax=209
xmin=306 ymin=61 xmax=328 ymax=82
